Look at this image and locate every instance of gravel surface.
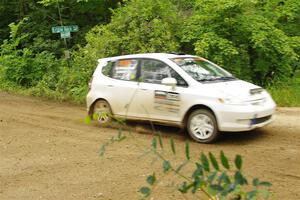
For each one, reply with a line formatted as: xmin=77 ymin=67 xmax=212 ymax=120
xmin=0 ymin=92 xmax=299 ymax=200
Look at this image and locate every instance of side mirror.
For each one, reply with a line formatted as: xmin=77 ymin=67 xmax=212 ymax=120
xmin=161 ymin=77 xmax=177 ymax=89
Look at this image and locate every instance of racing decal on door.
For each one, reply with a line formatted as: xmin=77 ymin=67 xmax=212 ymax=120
xmin=154 ymin=90 xmax=180 ymax=113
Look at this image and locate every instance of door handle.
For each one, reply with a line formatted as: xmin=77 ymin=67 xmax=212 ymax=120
xmin=106 ymin=85 xmax=114 ymax=87
xmin=140 ymin=88 xmax=148 ymax=91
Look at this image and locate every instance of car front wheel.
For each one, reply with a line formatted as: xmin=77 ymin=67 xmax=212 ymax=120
xmin=187 ymin=109 xmax=219 ymax=143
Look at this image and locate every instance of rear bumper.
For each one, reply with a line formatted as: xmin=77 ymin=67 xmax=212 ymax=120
xmin=86 ymin=91 xmax=94 ymax=113
xmin=216 ymin=102 xmax=276 ymax=132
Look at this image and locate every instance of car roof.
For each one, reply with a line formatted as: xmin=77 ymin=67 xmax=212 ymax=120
xmin=98 ymin=53 xmax=196 ymax=62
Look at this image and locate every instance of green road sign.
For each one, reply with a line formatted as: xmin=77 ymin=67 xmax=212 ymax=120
xmin=52 ymin=25 xmax=78 ymax=39
xmin=51 ymin=25 xmax=79 ymax=33
xmin=60 ymin=31 xmax=71 ymax=39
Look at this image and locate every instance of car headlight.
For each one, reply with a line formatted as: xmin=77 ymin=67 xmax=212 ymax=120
xmin=218 ymin=98 xmax=248 ymax=106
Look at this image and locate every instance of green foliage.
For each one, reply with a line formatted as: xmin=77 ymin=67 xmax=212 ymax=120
xmin=98 ymin=128 xmax=127 ymax=156
xmin=146 ymin=173 xmax=156 ymax=185
xmin=209 ymin=152 xmax=219 ymax=171
xmin=201 ymin=152 xmax=210 ymax=172
xmin=140 ymin=138 xmax=272 ymax=200
xmin=0 ymin=0 xmax=123 ymax=102
xmin=158 ymin=133 xmax=164 ymax=149
xmin=0 ymin=49 xmax=60 ymax=87
xmin=163 ymin=160 xmax=172 ymax=173
xmin=0 ymin=0 xmax=299 ymax=104
xmin=268 ymin=73 xmax=300 ymax=107
xmin=83 ymin=0 xmax=180 ymax=58
xmin=0 ymin=0 xmax=121 ymax=45
xmin=185 ymin=141 xmax=190 ymax=160
xmin=235 ymin=154 xmax=242 ymax=170
xmin=139 ymin=186 xmax=151 ymax=197
xmin=0 ymin=19 xmax=61 ymax=88
xmin=270 ymin=86 xmax=300 ymax=106
xmin=170 ymin=138 xmax=176 ymax=155
xmin=221 ymin=150 xmax=230 ymax=169
xmin=181 ymin=0 xmax=299 ymax=86
xmin=151 ymin=137 xmax=157 ymax=150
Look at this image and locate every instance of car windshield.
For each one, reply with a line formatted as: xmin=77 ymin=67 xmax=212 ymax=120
xmin=171 ymin=57 xmax=235 ymax=82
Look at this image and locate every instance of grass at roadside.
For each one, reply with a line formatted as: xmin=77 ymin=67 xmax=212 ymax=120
xmin=0 ymin=78 xmax=86 ymax=104
xmin=268 ymin=71 xmax=300 ymax=107
xmin=269 ymin=84 xmax=300 ymax=107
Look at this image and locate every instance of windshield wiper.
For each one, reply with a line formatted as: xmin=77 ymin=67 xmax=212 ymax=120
xmin=215 ymin=76 xmax=236 ymax=81
xmin=197 ymin=76 xmax=236 ymax=82
xmin=197 ymin=77 xmax=218 ymax=82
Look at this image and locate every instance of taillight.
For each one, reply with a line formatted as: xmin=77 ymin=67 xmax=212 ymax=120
xmin=88 ymin=76 xmax=94 ymax=91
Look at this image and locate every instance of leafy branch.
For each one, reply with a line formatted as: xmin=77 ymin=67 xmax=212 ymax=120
xmin=139 ymin=135 xmax=272 ymax=200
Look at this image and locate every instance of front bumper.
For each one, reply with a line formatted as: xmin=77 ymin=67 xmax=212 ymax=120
xmin=215 ymin=101 xmax=276 ymax=132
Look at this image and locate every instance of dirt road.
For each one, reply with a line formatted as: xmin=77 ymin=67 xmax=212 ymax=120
xmin=0 ymin=92 xmax=300 ymax=200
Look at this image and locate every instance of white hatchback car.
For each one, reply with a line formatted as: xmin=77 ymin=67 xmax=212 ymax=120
xmin=86 ymin=53 xmax=276 ymax=143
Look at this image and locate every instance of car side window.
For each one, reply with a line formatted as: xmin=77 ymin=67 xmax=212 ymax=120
xmin=111 ymin=59 xmax=138 ymax=81
xmin=140 ymin=59 xmax=188 ymax=87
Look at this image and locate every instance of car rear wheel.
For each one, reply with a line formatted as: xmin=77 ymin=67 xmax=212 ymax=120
xmin=92 ymin=100 xmax=112 ymax=125
xmin=187 ymin=109 xmax=219 ymax=143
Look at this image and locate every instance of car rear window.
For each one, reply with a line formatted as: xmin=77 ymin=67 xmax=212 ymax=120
xmin=102 ymin=62 xmax=114 ymax=77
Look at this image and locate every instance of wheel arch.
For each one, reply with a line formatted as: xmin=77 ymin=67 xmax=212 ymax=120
xmin=182 ymin=104 xmax=219 ymax=129
xmin=88 ymin=98 xmax=112 ymax=117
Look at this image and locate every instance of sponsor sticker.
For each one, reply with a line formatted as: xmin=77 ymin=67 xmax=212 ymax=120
xmin=154 ymin=91 xmax=180 ymax=113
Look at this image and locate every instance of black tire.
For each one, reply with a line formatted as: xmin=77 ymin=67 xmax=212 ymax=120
xmin=187 ymin=109 xmax=219 ymax=143
xmin=92 ymin=99 xmax=112 ymax=126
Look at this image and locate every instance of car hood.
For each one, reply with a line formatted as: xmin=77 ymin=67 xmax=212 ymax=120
xmin=204 ymin=80 xmax=266 ymax=101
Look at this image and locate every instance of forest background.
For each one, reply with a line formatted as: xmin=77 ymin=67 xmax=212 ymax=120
xmin=0 ymin=0 xmax=299 ymax=106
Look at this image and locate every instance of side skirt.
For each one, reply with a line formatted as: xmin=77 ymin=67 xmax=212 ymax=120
xmin=113 ymin=114 xmax=184 ymax=128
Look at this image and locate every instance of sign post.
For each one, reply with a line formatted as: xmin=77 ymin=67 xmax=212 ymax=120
xmin=51 ymin=25 xmax=78 ymax=64
xmin=51 ymin=25 xmax=79 ymax=39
